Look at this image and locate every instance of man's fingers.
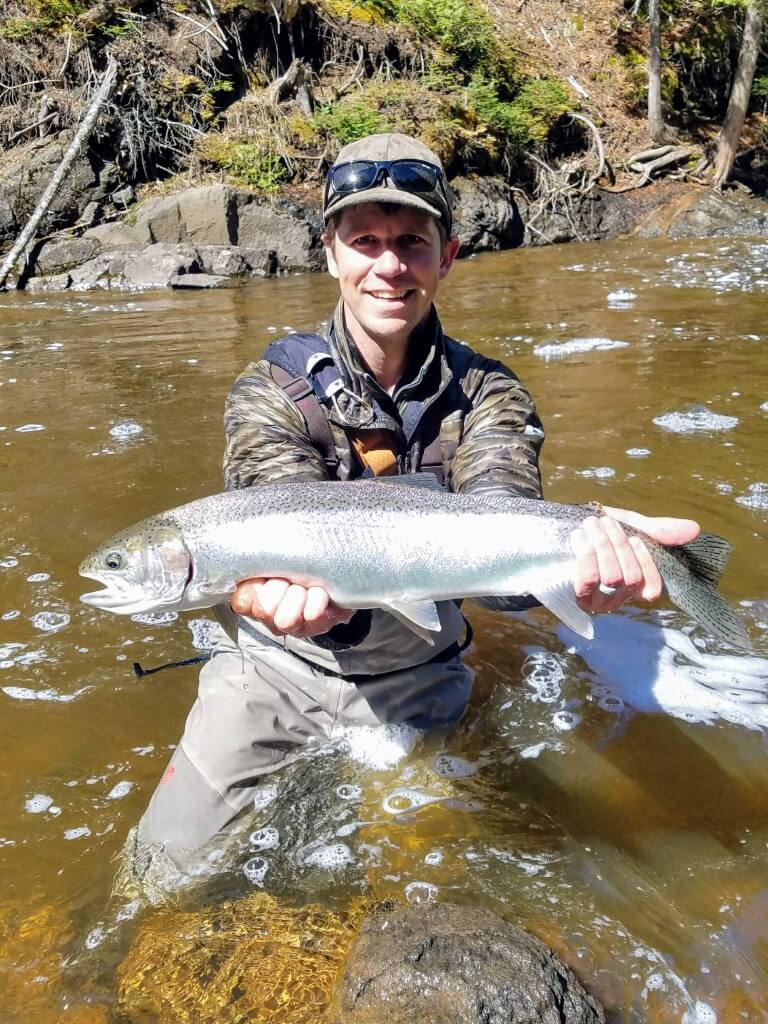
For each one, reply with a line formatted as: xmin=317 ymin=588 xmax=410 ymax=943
xmin=602 ymin=506 xmax=700 ymax=546
xmin=230 ymin=578 xmax=266 ymax=616
xmin=256 ymin=578 xmax=291 ymax=619
xmin=571 ymin=526 xmax=600 ymax=600
xmin=629 ymin=535 xmax=663 ymax=601
xmin=583 ymin=516 xmax=624 ymax=591
xmin=273 ymin=583 xmax=309 ymax=632
xmin=303 ymin=585 xmax=330 ymax=623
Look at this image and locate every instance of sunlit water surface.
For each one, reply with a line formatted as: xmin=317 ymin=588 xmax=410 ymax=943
xmin=1 ymin=237 xmax=767 ymax=1022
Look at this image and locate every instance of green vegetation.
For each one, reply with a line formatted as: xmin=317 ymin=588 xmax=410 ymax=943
xmin=0 ymin=0 xmax=87 ymax=36
xmin=197 ymin=138 xmax=287 ymax=191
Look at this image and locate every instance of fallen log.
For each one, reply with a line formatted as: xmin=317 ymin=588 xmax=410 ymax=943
xmin=0 ymin=57 xmax=118 ymax=291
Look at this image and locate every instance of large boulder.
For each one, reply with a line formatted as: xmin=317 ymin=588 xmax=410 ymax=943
xmin=334 ymin=902 xmax=605 ymax=1024
xmin=233 ymin=192 xmax=324 ymax=271
xmin=131 ymin=184 xmax=237 ymax=246
xmin=0 ymin=135 xmax=116 ymax=237
xmin=632 ymin=185 xmax=768 ymax=240
xmin=452 ymin=175 xmax=525 ymax=254
xmin=35 ymin=236 xmax=99 ymax=275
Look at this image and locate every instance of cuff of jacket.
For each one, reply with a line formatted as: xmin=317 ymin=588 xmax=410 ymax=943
xmin=310 ymin=610 xmax=373 ymax=651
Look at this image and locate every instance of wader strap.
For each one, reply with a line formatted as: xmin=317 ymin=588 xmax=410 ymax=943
xmin=270 ymin=364 xmax=337 ymax=471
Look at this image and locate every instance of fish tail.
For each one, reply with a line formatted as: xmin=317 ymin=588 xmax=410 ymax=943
xmin=655 ymin=532 xmax=752 ymax=651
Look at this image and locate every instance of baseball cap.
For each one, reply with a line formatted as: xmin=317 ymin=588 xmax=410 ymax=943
xmin=322 ymin=132 xmax=453 ymax=232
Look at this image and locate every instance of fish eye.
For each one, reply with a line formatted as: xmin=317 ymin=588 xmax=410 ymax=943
xmin=104 ymin=551 xmax=123 ymax=571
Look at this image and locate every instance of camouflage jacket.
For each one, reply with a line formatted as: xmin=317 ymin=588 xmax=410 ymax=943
xmin=220 ymin=304 xmax=545 ymax=676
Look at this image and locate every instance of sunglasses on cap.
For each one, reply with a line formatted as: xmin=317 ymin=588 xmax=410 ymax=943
xmin=324 ymin=159 xmax=452 ymax=226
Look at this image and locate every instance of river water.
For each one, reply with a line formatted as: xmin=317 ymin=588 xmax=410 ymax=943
xmin=1 ymin=236 xmax=767 ymax=1022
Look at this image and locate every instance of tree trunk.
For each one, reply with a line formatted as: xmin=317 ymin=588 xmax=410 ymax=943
xmin=647 ymin=0 xmax=667 ymax=142
xmin=712 ymin=3 xmax=764 ymax=188
xmin=0 ymin=57 xmax=118 ymax=290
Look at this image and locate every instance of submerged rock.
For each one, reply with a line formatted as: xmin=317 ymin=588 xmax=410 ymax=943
xmin=334 ymin=902 xmax=605 ymax=1024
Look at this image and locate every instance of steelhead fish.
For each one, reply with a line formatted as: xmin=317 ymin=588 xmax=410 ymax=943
xmin=79 ymin=477 xmax=752 ymax=651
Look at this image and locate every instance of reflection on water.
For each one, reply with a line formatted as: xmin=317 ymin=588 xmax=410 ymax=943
xmin=0 ymin=236 xmax=767 ymax=1022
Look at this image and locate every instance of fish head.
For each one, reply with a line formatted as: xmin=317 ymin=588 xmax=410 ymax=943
xmin=79 ymin=519 xmax=191 ymax=615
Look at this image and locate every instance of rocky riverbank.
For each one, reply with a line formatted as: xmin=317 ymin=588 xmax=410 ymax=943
xmin=16 ymin=173 xmax=768 ymax=294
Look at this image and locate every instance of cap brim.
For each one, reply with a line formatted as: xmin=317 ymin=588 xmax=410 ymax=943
xmin=323 ymin=186 xmax=445 ymax=224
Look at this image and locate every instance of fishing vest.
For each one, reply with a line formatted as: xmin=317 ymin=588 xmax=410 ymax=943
xmin=263 ymin=332 xmax=474 ymax=483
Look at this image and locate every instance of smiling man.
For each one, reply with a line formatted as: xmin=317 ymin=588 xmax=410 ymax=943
xmin=127 ymin=133 xmax=699 ymax=890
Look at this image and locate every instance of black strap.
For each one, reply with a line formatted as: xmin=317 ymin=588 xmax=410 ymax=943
xmin=270 ymin=364 xmax=338 ymax=471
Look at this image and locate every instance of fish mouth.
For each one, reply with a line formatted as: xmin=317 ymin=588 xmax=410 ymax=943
xmin=79 ymin=571 xmax=155 ymax=615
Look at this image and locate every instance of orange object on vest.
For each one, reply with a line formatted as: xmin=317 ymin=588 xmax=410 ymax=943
xmin=351 ymin=430 xmax=398 ymax=476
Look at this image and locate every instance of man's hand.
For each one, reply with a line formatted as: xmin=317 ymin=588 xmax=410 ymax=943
xmin=230 ymin=578 xmax=353 ymax=638
xmin=571 ymin=506 xmax=700 ymax=614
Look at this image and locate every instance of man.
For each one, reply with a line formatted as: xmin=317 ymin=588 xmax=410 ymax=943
xmin=128 ymin=133 xmax=698 ymax=888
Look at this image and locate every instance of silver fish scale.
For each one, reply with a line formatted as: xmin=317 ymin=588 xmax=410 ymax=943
xmin=164 ymin=480 xmax=593 ymax=530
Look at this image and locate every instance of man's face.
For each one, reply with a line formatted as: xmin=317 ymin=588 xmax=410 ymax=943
xmin=325 ymin=204 xmax=459 ymax=349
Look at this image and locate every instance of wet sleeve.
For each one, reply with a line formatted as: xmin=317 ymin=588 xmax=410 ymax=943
xmin=450 ymin=360 xmax=544 ymax=499
xmin=223 ymin=359 xmax=330 ymax=489
xmin=451 ymin=359 xmax=545 ymax=612
xmin=223 ymin=359 xmax=372 ymax=646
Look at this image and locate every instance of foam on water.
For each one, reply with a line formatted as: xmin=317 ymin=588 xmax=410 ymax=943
xmin=29 ymin=611 xmax=69 ymax=632
xmin=382 ymin=787 xmax=444 ymax=816
xmin=243 ymin=856 xmax=270 ymax=885
xmin=432 ymin=754 xmax=477 ymax=778
xmin=607 ymin=289 xmax=637 ymax=308
xmin=26 ymin=572 xmax=50 ymax=583
xmin=735 ymin=482 xmax=768 ymax=511
xmin=109 ymin=420 xmax=144 ymax=441
xmin=653 ymin=407 xmax=739 ymax=433
xmin=187 ymin=618 xmax=227 ymax=651
xmin=253 ymin=782 xmax=278 ymax=811
xmin=682 ymin=1002 xmax=718 ymax=1024
xmin=576 ymin=466 xmax=615 ymax=479
xmin=25 ymin=794 xmax=53 ymax=814
xmin=626 ymin=447 xmax=651 ymax=458
xmin=522 ymin=651 xmax=565 ymax=704
xmin=761 ymin=401 xmax=768 ymax=412
xmin=131 ymin=611 xmax=178 ymax=625
xmin=560 ymin=614 xmax=768 ymax=730
xmin=336 ymin=783 xmax=362 ymax=800
xmin=339 ymin=723 xmax=420 ymax=770
xmin=15 ymin=424 xmax=45 ymax=433
xmin=405 ymin=881 xmax=438 ymax=904
xmin=249 ymin=827 xmax=280 ymax=850
xmin=65 ymin=826 xmax=91 ymax=840
xmin=0 ymin=557 xmax=19 ymax=569
xmin=533 ymin=337 xmax=629 ymax=361
xmin=106 ymin=781 xmax=133 ymax=800
xmin=2 ymin=685 xmax=90 ymax=702
xmin=302 ymin=842 xmax=354 ymax=870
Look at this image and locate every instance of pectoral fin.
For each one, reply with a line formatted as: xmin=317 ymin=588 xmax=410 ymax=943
xmin=534 ymin=579 xmax=594 ymax=640
xmin=384 ymin=599 xmax=441 ymax=646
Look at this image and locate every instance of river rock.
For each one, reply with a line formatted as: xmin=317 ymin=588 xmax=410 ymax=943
xmin=170 ymin=272 xmax=234 ymax=288
xmin=121 ymin=244 xmax=200 ymax=289
xmin=334 ymin=902 xmax=605 ymax=1024
xmin=132 ymin=184 xmax=236 ymax=246
xmin=26 ymin=272 xmax=72 ymax=293
xmin=0 ymin=135 xmax=113 ymax=236
xmin=0 ymin=195 xmax=18 ymax=243
xmin=452 ymin=175 xmax=524 ymax=254
xmin=35 ymin=236 xmax=99 ymax=275
xmin=196 ymin=245 xmax=250 ymax=277
xmin=82 ymin=222 xmax=143 ymax=252
xmin=633 ymin=186 xmax=768 ymax=240
xmin=234 ymin=193 xmax=324 ymax=270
